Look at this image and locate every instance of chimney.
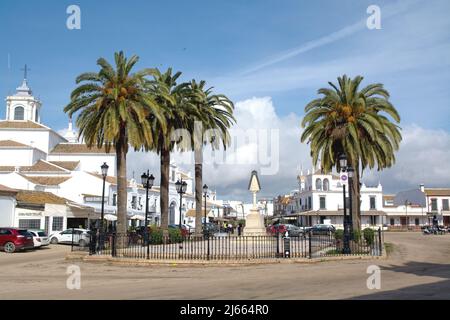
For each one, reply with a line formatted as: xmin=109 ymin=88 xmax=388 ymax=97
xmin=420 ymin=183 xmax=425 ymax=193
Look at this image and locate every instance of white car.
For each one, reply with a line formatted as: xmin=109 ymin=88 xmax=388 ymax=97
xmin=28 ymin=230 xmax=50 ymax=248
xmin=49 ymin=228 xmax=91 ymax=247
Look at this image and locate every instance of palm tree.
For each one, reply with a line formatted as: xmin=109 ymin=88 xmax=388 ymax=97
xmin=188 ymin=80 xmax=235 ymax=235
xmin=146 ymin=68 xmax=198 ymax=232
xmin=64 ymin=51 xmax=165 ymax=234
xmin=301 ymin=75 xmax=401 ymax=231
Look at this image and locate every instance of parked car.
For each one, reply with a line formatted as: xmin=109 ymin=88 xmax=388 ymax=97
xmin=0 ymin=227 xmax=35 ymax=253
xmin=49 ymin=228 xmax=91 ymax=247
xmin=311 ymin=224 xmax=336 ymax=235
xmin=28 ymin=230 xmax=50 ymax=248
xmin=203 ymin=222 xmax=220 ymax=236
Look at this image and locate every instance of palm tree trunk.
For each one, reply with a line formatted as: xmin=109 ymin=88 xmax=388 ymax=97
xmin=116 ymin=140 xmax=128 ymax=234
xmin=194 ymin=147 xmax=203 ymax=236
xmin=351 ymin=164 xmax=362 ymax=232
xmin=160 ymin=146 xmax=170 ymax=232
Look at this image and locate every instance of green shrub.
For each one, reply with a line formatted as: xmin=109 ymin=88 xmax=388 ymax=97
xmin=335 ymin=229 xmax=344 ymax=240
xmin=351 ymin=229 xmax=361 ymax=243
xmin=168 ymin=227 xmax=183 ymax=243
xmin=363 ymin=228 xmax=375 ymax=245
xmin=149 ymin=227 xmax=163 ymax=244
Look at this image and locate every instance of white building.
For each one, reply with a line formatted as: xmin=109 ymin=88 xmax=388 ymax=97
xmin=277 ymin=167 xmax=385 ymax=229
xmin=0 ymin=75 xmax=195 ymax=232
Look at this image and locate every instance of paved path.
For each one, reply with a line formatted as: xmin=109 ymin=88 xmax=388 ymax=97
xmin=0 ymin=233 xmax=449 ymax=299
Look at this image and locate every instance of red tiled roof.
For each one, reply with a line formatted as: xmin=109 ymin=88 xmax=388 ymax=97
xmin=0 ymin=140 xmax=31 ymax=148
xmin=0 ymin=121 xmax=48 ymax=129
xmin=19 ymin=160 xmax=68 ymax=173
xmin=50 ymin=143 xmax=115 ymax=154
xmin=425 ymin=189 xmax=450 ymax=197
xmin=20 ymin=175 xmax=72 ymax=186
xmin=49 ymin=161 xmax=80 ymax=171
xmin=16 ymin=190 xmax=68 ymax=205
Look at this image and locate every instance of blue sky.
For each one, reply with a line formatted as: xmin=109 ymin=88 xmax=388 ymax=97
xmin=1 ymin=0 xmax=449 ymax=199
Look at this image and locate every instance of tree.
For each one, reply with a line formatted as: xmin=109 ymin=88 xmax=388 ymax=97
xmin=146 ymin=68 xmax=198 ymax=232
xmin=188 ymin=80 xmax=235 ymax=235
xmin=64 ymin=51 xmax=165 ymax=234
xmin=301 ymin=75 xmax=401 ymax=231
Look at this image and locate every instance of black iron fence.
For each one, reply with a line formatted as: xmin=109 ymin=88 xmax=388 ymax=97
xmin=73 ymin=228 xmax=384 ymax=260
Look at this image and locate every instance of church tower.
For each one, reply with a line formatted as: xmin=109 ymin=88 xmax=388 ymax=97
xmin=5 ymin=66 xmax=41 ymax=123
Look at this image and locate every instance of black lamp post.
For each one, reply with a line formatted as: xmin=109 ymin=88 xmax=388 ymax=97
xmin=141 ymin=171 xmax=155 ymax=229
xmin=175 ymin=178 xmax=187 ymax=229
xmin=100 ymin=162 xmax=109 ymax=234
xmin=203 ymin=184 xmax=208 ymax=235
xmin=347 ymin=166 xmax=354 ymax=237
xmin=339 ymin=154 xmax=351 ymax=254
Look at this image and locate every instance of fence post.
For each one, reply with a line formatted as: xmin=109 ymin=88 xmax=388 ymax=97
xmin=146 ymin=232 xmax=150 ymax=260
xmin=378 ymin=227 xmax=382 ymax=256
xmin=207 ymin=234 xmax=210 ymax=261
xmin=276 ymin=232 xmax=280 ymax=258
xmin=308 ymin=230 xmax=312 ymax=259
xmin=111 ymin=233 xmax=116 ymax=257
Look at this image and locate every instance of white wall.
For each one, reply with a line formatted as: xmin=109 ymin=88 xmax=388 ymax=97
xmin=0 ymin=148 xmax=45 ymax=166
xmin=0 ymin=195 xmax=16 ymax=226
xmin=47 ymin=154 xmax=116 ymax=175
xmin=0 ymin=129 xmax=57 ymax=154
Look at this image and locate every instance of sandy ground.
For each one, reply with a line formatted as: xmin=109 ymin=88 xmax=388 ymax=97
xmin=0 ymin=232 xmax=449 ymax=299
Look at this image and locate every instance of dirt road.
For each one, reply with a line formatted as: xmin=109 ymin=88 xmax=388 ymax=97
xmin=0 ymin=233 xmax=449 ymax=299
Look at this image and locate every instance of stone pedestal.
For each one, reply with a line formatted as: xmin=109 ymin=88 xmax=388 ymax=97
xmin=243 ymin=208 xmax=267 ymax=236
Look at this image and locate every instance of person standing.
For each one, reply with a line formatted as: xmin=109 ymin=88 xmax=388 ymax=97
xmin=237 ymin=223 xmax=242 ymax=236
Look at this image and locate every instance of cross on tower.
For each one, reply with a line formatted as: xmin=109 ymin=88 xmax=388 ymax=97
xmin=20 ymin=64 xmax=30 ymax=80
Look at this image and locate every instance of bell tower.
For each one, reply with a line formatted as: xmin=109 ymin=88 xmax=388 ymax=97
xmin=5 ymin=65 xmax=42 ymax=123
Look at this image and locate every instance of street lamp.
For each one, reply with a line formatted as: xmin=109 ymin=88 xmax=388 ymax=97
xmin=203 ymin=184 xmax=208 ymax=235
xmin=141 ymin=171 xmax=155 ymax=229
xmin=338 ymin=154 xmax=351 ymax=254
xmin=175 ymin=178 xmax=187 ymax=229
xmin=347 ymin=166 xmax=354 ymax=236
xmin=100 ymin=162 xmax=109 ymax=234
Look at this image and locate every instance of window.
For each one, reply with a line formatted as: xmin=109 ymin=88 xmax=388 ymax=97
xmin=319 ymin=196 xmax=326 ymax=209
xmin=390 ymin=218 xmax=395 ymax=226
xmin=370 ymin=197 xmax=376 ymax=210
xmin=323 ymin=179 xmax=329 ymax=191
xmin=0 ymin=229 xmax=12 ymax=235
xmin=19 ymin=219 xmax=41 ymax=230
xmin=315 ymin=178 xmax=322 ymax=191
xmin=443 ymin=199 xmax=449 ymax=211
xmin=14 ymin=106 xmax=25 ymax=120
xmin=52 ymin=217 xmax=64 ymax=231
xmin=415 ymin=218 xmax=420 ymax=226
xmin=172 ymin=170 xmax=176 ymax=182
xmin=35 ymin=108 xmax=39 ymax=122
xmin=431 ymin=199 xmax=438 ymax=211
xmin=131 ymin=196 xmax=137 ymax=209
xmin=370 ymin=216 xmax=377 ymax=226
xmin=112 ymin=194 xmax=117 ymax=206
xmin=308 ymin=197 xmax=312 ymax=210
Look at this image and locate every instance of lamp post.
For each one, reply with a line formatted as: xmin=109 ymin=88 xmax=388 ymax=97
xmin=175 ymin=178 xmax=187 ymax=229
xmin=347 ymin=166 xmax=354 ymax=237
xmin=141 ymin=171 xmax=155 ymax=229
xmin=100 ymin=162 xmax=109 ymax=234
xmin=203 ymin=184 xmax=208 ymax=236
xmin=339 ymin=154 xmax=351 ymax=254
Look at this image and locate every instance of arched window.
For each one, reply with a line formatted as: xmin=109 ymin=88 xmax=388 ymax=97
xmin=14 ymin=106 xmax=24 ymax=120
xmin=323 ymin=179 xmax=329 ymax=191
xmin=315 ymin=178 xmax=322 ymax=191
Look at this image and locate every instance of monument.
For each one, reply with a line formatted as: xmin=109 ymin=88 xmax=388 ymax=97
xmin=243 ymin=170 xmax=267 ymax=236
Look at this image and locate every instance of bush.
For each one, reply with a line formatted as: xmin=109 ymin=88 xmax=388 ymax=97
xmin=335 ymin=229 xmax=344 ymax=240
xmin=168 ymin=227 xmax=183 ymax=243
xmin=351 ymin=229 xmax=361 ymax=243
xmin=363 ymin=228 xmax=375 ymax=245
